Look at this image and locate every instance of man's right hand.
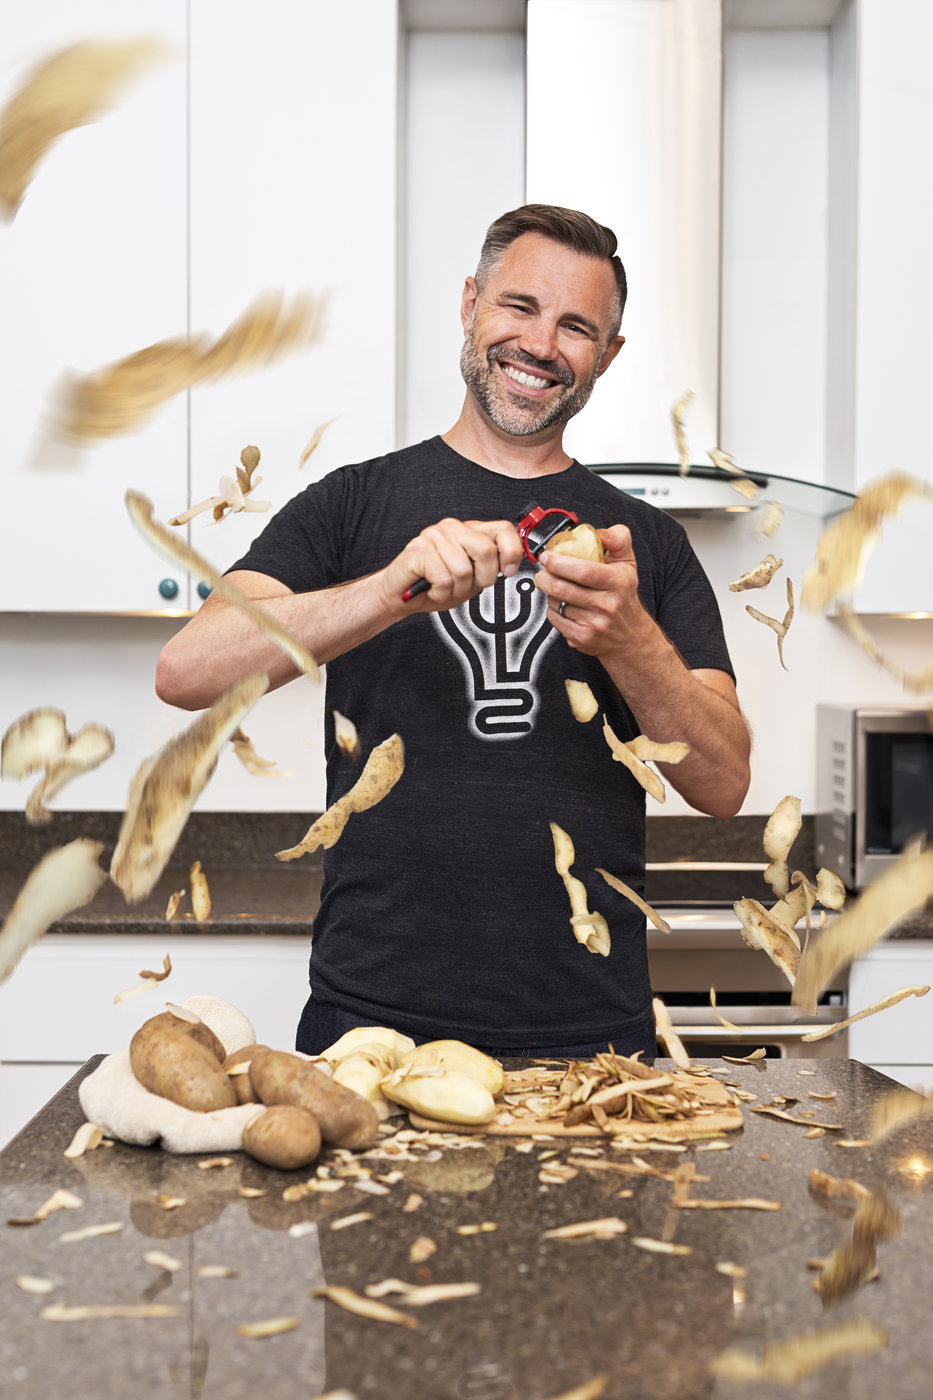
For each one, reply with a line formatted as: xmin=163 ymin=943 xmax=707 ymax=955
xmin=382 ymin=517 xmax=525 ymax=614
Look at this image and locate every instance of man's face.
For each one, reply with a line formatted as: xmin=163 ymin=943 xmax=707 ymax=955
xmin=459 ymin=232 xmax=624 ymax=438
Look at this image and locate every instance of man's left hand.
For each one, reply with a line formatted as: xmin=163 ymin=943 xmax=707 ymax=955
xmin=534 ymin=524 xmax=647 ymax=658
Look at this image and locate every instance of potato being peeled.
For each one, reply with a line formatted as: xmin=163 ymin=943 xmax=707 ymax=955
xmin=544 ymin=523 xmax=605 ymax=562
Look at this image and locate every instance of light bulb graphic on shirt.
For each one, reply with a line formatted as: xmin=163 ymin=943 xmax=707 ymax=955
xmin=430 ymin=561 xmax=557 ymax=739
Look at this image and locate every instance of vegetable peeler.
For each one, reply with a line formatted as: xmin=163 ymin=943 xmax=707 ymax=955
xmin=401 ymin=502 xmax=579 ymax=602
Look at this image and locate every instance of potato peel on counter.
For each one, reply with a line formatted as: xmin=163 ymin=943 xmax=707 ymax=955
xmin=126 ymin=490 xmax=320 ymax=681
xmin=0 ymin=38 xmax=170 ymax=220
xmin=311 ymin=1285 xmax=418 ymax=1329
xmin=0 ymin=839 xmax=106 ymax=985
xmin=793 ymin=845 xmax=933 ymax=1015
xmin=110 ymin=671 xmax=269 ymax=902
xmin=276 ymin=734 xmax=404 ymax=859
xmin=815 ymin=1192 xmax=901 ymax=1305
xmin=549 ymin=822 xmax=610 ymax=956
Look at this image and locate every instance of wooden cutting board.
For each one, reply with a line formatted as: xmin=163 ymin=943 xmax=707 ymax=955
xmin=409 ymin=1070 xmax=744 ymax=1139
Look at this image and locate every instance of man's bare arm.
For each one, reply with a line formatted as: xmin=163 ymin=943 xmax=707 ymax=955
xmin=156 ymin=517 xmax=525 ymax=711
xmin=534 ymin=525 xmax=751 ymax=818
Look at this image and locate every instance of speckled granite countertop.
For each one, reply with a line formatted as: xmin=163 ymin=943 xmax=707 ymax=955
xmin=2 ymin=811 xmax=931 ymax=939
xmin=2 ymin=1058 xmax=932 ymax=1399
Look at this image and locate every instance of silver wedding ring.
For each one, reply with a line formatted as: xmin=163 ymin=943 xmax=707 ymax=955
xmin=558 ymin=599 xmax=567 ymax=618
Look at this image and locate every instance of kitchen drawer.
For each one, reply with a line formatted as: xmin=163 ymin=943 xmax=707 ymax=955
xmin=849 ymin=943 xmax=933 ymax=1066
xmin=0 ymin=934 xmax=311 ymax=1062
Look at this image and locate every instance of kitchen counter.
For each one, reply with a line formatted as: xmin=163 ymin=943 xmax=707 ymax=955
xmin=2 ymin=1058 xmax=932 ymax=1399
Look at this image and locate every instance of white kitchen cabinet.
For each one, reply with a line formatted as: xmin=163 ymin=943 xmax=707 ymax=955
xmin=186 ymin=0 xmax=399 ymax=579
xmin=1 ymin=1 xmax=399 ymax=613
xmin=826 ymin=0 xmax=933 ymax=613
xmin=0 ymin=2 xmax=191 ymax=614
xmin=848 ymin=942 xmax=933 ymax=1091
xmin=0 ymin=933 xmax=312 ymax=1149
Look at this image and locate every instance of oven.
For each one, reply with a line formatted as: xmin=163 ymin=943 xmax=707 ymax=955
xmin=644 ymin=863 xmax=848 ymax=1060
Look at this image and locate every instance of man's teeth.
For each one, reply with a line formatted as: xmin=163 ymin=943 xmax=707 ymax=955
xmin=502 ymin=364 xmax=551 ymax=390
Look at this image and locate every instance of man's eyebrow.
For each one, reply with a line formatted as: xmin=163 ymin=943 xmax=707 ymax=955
xmin=495 ymin=291 xmax=601 ymax=338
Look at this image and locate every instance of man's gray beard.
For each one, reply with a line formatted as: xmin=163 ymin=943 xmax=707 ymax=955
xmin=459 ymin=330 xmax=599 ymax=437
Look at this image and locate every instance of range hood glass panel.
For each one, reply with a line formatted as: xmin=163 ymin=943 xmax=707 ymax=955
xmin=588 ymin=464 xmax=857 ymax=518
xmin=526 ymin=0 xmax=722 ymax=467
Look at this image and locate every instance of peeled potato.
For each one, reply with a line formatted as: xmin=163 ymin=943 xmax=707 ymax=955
xmin=399 ymin=1041 xmax=505 ymax=1096
xmin=545 ymin=523 xmax=605 ymax=562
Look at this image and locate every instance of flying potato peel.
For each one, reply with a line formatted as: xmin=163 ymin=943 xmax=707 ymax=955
xmin=111 ymin=672 xmax=269 ymax=902
xmin=729 ymin=554 xmax=783 ymax=592
xmin=1 ymin=709 xmax=114 ymax=824
xmin=602 ymin=719 xmax=689 ymax=803
xmin=276 ymin=734 xmax=404 ymax=859
xmin=1 ymin=840 xmax=107 ymax=985
xmin=550 ymin=821 xmax=610 ymax=956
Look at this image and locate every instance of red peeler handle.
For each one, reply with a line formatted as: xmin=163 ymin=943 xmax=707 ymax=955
xmin=516 ymin=506 xmax=579 ymax=563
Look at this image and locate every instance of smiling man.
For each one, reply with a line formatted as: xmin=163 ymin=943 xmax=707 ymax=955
xmin=156 ymin=204 xmax=751 ymax=1060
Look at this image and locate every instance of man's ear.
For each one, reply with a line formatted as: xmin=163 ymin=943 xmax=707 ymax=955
xmin=460 ymin=276 xmax=478 ymax=332
xmin=596 ymin=335 xmax=625 ymax=378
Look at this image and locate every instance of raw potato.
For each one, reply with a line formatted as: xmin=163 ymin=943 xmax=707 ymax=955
xmin=381 ymin=1069 xmax=497 ymax=1126
xmin=322 ymin=1026 xmax=416 ymax=1066
xmin=223 ymin=1045 xmax=270 ymax=1105
xmin=544 ymin=523 xmax=605 ymax=562
xmin=249 ymin=1049 xmax=380 ymax=1149
xmin=130 ymin=1010 xmax=236 ymax=1113
xmin=399 ymin=1041 xmax=505 ymax=1096
xmin=241 ymin=1105 xmax=322 ymax=1171
xmin=332 ymin=1048 xmax=396 ymax=1120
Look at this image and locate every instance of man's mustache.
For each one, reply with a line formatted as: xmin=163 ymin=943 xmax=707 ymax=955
xmin=487 ymin=343 xmax=574 ymax=387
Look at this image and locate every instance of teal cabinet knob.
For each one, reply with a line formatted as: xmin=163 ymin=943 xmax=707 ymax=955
xmin=197 ymin=581 xmax=212 ymax=600
xmin=158 ymin=578 xmax=179 ymax=600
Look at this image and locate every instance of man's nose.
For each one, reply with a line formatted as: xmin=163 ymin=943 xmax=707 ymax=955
xmin=517 ymin=317 xmax=560 ymax=365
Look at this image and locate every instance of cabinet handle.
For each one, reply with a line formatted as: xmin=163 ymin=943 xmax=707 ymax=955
xmin=197 ymin=581 xmax=212 ymax=600
xmin=158 ymin=578 xmax=180 ymax=600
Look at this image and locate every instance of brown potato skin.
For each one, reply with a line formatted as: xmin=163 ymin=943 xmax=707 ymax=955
xmin=249 ymin=1050 xmax=380 ymax=1149
xmin=130 ymin=1012 xmax=236 ymax=1112
xmin=241 ymin=1105 xmax=322 ymax=1171
xmin=222 ymin=1044 xmax=270 ymax=1105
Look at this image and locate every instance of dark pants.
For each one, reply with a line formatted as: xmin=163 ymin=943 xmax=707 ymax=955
xmin=296 ymin=991 xmax=657 ymax=1060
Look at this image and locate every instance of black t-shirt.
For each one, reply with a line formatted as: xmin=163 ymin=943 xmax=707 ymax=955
xmin=229 ymin=437 xmax=734 ymax=1045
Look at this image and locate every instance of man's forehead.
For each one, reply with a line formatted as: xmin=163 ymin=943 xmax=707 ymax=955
xmin=484 ymin=233 xmax=617 ymax=317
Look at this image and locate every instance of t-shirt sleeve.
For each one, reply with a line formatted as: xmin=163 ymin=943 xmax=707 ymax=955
xmin=224 ymin=470 xmax=352 ymax=593
xmin=651 ymin=522 xmax=736 ymax=681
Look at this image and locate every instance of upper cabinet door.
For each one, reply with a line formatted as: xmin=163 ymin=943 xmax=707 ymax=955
xmin=525 ymin=0 xmax=722 ymax=469
xmin=0 ymin=2 xmax=189 ymax=613
xmin=186 ymin=0 xmax=399 ymax=586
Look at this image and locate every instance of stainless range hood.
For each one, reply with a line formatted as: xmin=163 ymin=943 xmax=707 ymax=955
xmin=588 ymin=464 xmax=856 ymax=518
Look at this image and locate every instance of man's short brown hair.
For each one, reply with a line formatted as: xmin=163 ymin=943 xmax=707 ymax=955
xmin=475 ymin=204 xmax=627 ymax=341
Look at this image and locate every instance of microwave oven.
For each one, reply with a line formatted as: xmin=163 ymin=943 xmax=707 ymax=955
xmin=816 ymin=705 xmax=933 ymax=891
